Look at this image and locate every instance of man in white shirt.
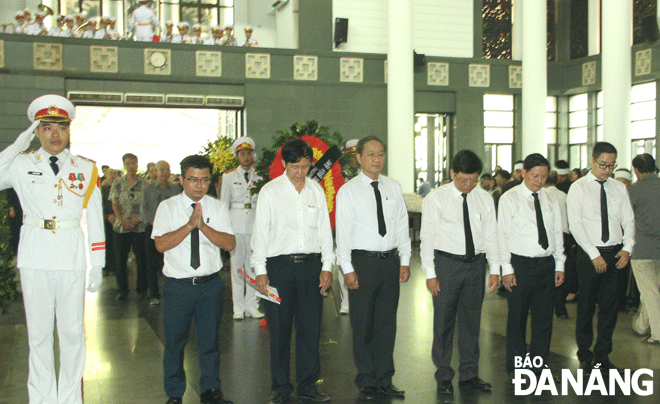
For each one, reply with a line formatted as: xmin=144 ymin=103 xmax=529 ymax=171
xmin=0 ymin=94 xmax=105 ymax=404
xmin=153 ymin=155 xmax=235 ymax=404
xmin=335 ymin=136 xmax=411 ymax=401
xmin=252 ymin=138 xmax=333 ymax=404
xmin=567 ymin=142 xmax=635 ymax=373
xmin=221 ymin=137 xmax=263 ymax=319
xmin=498 ymin=154 xmax=565 ymax=379
xmin=420 ymin=150 xmax=499 ymax=395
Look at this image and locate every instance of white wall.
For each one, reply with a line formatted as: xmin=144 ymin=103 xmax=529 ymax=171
xmin=333 ymin=0 xmax=473 ymax=57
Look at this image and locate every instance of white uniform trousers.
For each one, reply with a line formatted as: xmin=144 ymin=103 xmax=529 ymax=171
xmin=230 ymin=233 xmax=258 ymax=314
xmin=20 ymin=268 xmax=86 ymax=404
xmin=134 ymin=25 xmax=153 ymax=41
xmin=337 ymin=267 xmax=349 ymax=310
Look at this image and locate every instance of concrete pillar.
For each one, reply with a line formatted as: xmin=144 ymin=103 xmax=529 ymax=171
xmin=588 ymin=0 xmax=600 ymax=55
xmin=521 ymin=0 xmax=547 ymax=157
xmin=387 ymin=0 xmax=414 ymax=192
xmin=601 ymin=0 xmax=631 ymax=164
xmin=512 ymin=0 xmax=523 ymax=61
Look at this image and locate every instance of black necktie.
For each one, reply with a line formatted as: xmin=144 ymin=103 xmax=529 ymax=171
xmin=190 ymin=203 xmax=200 ymax=269
xmin=597 ymin=180 xmax=609 ymax=242
xmin=532 ymin=193 xmax=549 ymax=250
xmin=49 ymin=156 xmax=59 ymax=175
xmin=371 ymin=181 xmax=386 ymax=237
xmin=244 ymin=171 xmax=250 ymax=183
xmin=462 ymin=193 xmax=475 ymax=259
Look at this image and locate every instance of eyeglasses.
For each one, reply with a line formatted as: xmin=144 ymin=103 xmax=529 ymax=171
xmin=454 ymin=177 xmax=478 ymax=186
xmin=185 ymin=177 xmax=211 ymax=184
xmin=595 ymin=160 xmax=617 ymax=171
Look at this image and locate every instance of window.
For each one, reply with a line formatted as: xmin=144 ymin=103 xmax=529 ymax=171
xmin=630 ymin=81 xmax=656 ymax=159
xmin=569 ymin=93 xmax=588 ymax=169
xmin=484 ymin=94 xmax=514 ymax=172
xmin=415 ymin=114 xmax=449 ymax=187
xmin=546 ymin=96 xmax=557 ymax=164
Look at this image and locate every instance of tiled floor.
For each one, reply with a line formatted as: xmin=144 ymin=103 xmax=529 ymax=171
xmin=1 ymin=249 xmax=660 ymax=403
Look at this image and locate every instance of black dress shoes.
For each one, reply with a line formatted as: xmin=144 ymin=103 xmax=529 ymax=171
xmin=166 ymin=398 xmax=182 ymax=404
xmin=268 ymin=390 xmax=290 ymax=404
xmin=378 ymin=384 xmax=405 ymax=397
xmin=458 ymin=377 xmax=491 ymax=392
xmin=358 ymin=387 xmax=377 ymax=400
xmin=437 ymin=380 xmax=453 ymax=394
xmin=297 ymin=389 xmax=330 ymax=402
xmin=200 ymin=388 xmax=233 ymax=404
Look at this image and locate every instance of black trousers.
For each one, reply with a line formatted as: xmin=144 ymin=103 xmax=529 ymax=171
xmin=555 ymin=233 xmax=576 ymax=317
xmin=576 ymin=245 xmax=621 ymax=363
xmin=114 ymin=231 xmax=147 ymax=295
xmin=348 ymin=252 xmax=400 ymax=389
xmin=264 ymin=255 xmax=323 ymax=396
xmin=506 ymin=255 xmax=555 ymax=374
xmin=432 ymin=253 xmax=485 ymax=382
xmin=145 ymin=224 xmax=164 ymax=299
xmin=103 ymin=219 xmax=116 ymax=273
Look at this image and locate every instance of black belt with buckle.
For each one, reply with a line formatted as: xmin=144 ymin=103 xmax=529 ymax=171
xmin=279 ymin=253 xmax=321 ymax=263
xmin=597 ymin=243 xmax=623 ymax=254
xmin=352 ymin=249 xmax=398 ymax=259
xmin=511 ymin=254 xmax=553 ymax=265
xmin=173 ymin=272 xmax=218 ymax=285
xmin=435 ymin=250 xmax=484 ymax=263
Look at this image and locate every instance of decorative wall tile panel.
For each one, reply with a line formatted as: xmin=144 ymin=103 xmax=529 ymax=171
xmin=196 ymin=51 xmax=222 ymax=77
xmin=468 ymin=64 xmax=490 ymax=87
xmin=144 ymin=49 xmax=171 ymax=75
xmin=508 ymin=65 xmax=522 ymax=88
xmin=34 ymin=43 xmax=62 ymax=70
xmin=582 ymin=61 xmax=596 ymax=86
xmin=427 ymin=62 xmax=449 ymax=86
xmin=245 ymin=53 xmax=270 ymax=79
xmin=0 ymin=40 xmax=4 ymax=68
xmin=293 ymin=55 xmax=318 ymax=81
xmin=635 ymin=49 xmax=652 ymax=76
xmin=340 ymin=57 xmax=363 ymax=82
xmin=90 ymin=46 xmax=118 ymax=73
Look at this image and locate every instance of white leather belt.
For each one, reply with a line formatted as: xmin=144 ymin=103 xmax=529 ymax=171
xmin=23 ymin=216 xmax=80 ymax=230
xmin=230 ymin=203 xmax=252 ymax=209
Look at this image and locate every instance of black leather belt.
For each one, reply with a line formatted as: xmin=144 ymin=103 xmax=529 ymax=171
xmin=278 ymin=253 xmax=321 ymax=263
xmin=352 ymin=249 xmax=398 ymax=259
xmin=172 ymin=272 xmax=218 ymax=285
xmin=435 ymin=250 xmax=484 ymax=263
xmin=511 ymin=254 xmax=553 ymax=265
xmin=597 ymin=244 xmax=623 ymax=254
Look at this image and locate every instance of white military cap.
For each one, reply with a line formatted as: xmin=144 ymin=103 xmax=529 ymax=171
xmin=225 ymin=25 xmax=233 ymax=30
xmin=513 ymin=162 xmax=524 ymax=171
xmin=345 ymin=139 xmax=358 ymax=151
xmin=23 ymin=9 xmax=31 ymax=15
xmin=27 ymin=95 xmax=75 ymax=123
xmin=177 ymin=21 xmax=189 ymax=29
xmin=15 ymin=11 xmax=23 ymax=18
xmin=35 ymin=11 xmax=46 ymax=18
xmin=75 ymin=13 xmax=84 ymax=19
xmin=64 ymin=15 xmax=74 ymax=22
xmin=614 ymin=168 xmax=632 ymax=182
xmin=244 ymin=25 xmax=253 ymax=32
xmin=210 ymin=25 xmax=221 ymax=32
xmin=165 ymin=20 xmax=174 ymax=27
xmin=192 ymin=23 xmax=202 ymax=30
xmin=232 ymin=137 xmax=255 ymax=155
xmin=109 ymin=17 xmax=117 ymax=22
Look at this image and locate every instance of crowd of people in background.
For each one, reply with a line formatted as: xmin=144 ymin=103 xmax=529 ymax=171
xmin=2 ymin=5 xmax=259 ymax=47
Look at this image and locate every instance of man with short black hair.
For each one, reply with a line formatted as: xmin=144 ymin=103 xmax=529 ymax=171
xmin=629 ymin=153 xmax=660 ymax=345
xmin=568 ymin=142 xmax=635 ymax=372
xmin=336 ymin=136 xmax=411 ymax=401
xmin=499 ymin=154 xmax=565 ymax=378
xmin=421 ymin=150 xmax=500 ymax=394
xmin=253 ymin=138 xmax=333 ymax=404
xmin=153 ymin=155 xmax=235 ymax=404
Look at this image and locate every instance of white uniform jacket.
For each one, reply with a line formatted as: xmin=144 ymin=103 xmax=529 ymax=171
xmin=221 ymin=167 xmax=260 ymax=235
xmin=0 ymin=138 xmax=105 ymax=271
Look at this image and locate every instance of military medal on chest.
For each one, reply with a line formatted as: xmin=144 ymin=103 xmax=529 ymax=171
xmin=68 ymin=172 xmax=86 ymax=190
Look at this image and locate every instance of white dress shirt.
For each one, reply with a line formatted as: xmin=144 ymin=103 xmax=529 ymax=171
xmin=420 ymin=183 xmax=500 ymax=278
xmin=498 ymin=184 xmax=565 ymax=276
xmin=152 ymin=193 xmax=233 ymax=279
xmin=335 ymin=171 xmax=412 ymax=274
xmin=546 ymin=185 xmax=569 ymax=234
xmin=567 ymin=172 xmax=635 ymax=260
xmin=251 ymin=174 xmax=334 ymax=276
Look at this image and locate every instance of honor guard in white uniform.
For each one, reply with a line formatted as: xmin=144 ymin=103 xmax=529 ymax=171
xmin=172 ymin=22 xmax=192 ymax=44
xmin=128 ymin=0 xmax=160 ymax=42
xmin=204 ymin=26 xmax=223 ymax=45
xmin=220 ymin=25 xmax=237 ymax=46
xmin=160 ymin=20 xmax=175 ymax=43
xmin=240 ymin=25 xmax=258 ymax=47
xmin=0 ymin=95 xmax=105 ymax=404
xmin=106 ymin=17 xmax=120 ymax=40
xmin=191 ymin=23 xmax=204 ymax=44
xmin=221 ymin=137 xmax=264 ymax=320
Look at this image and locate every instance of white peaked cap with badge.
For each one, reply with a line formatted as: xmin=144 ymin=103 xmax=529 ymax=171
xmin=232 ymin=137 xmax=255 ymax=155
xmin=346 ymin=139 xmax=359 ymax=150
xmin=27 ymin=94 xmax=75 ymax=123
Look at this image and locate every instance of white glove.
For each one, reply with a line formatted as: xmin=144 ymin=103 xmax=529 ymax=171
xmin=87 ymin=266 xmax=103 ymax=292
xmin=15 ymin=121 xmax=39 ymax=151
